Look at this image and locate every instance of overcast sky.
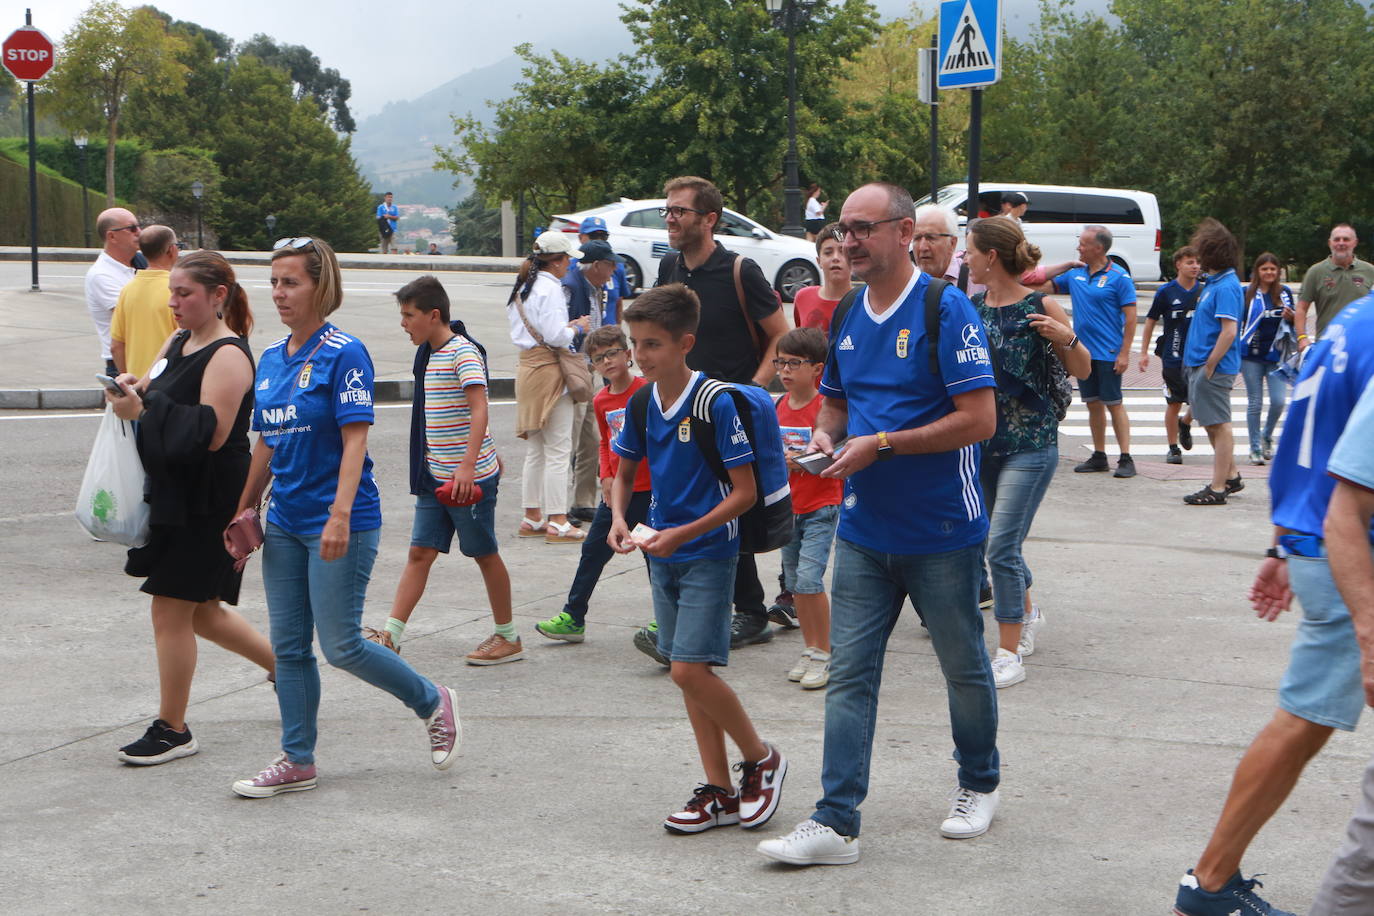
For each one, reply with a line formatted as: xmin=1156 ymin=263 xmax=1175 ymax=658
xmin=23 ymin=0 xmax=1054 ymax=118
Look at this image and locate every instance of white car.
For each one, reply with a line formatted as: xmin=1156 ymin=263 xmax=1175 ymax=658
xmin=550 ymin=198 xmax=821 ymax=301
xmin=915 ymin=182 xmax=1163 ymax=281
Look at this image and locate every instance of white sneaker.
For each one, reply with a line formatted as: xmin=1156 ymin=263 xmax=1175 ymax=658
xmin=800 ymin=651 xmax=830 ymax=690
xmin=787 ymin=649 xmax=813 ymax=682
xmin=1018 ymin=605 xmax=1044 ymax=657
xmin=757 ymin=819 xmax=860 ymax=865
xmin=940 ymin=786 xmax=999 ymax=838
xmin=991 ymin=648 xmax=1025 ymax=689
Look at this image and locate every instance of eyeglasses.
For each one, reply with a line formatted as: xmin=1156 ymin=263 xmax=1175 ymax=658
xmin=590 ymin=347 xmax=627 ymax=364
xmin=913 ymin=232 xmax=958 ymax=244
xmin=273 ymin=237 xmax=315 ymax=251
xmin=658 ymin=206 xmax=709 ymax=219
xmin=833 ymin=217 xmax=904 ymax=241
xmin=771 ymin=357 xmax=814 ymax=370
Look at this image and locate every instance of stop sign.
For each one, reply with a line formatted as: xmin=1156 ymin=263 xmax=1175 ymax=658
xmin=3 ymin=26 xmax=55 ymax=82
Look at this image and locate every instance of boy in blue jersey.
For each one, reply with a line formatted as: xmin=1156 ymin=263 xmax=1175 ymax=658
xmin=1139 ymin=246 xmax=1203 ymax=463
xmin=758 ymin=183 xmax=1000 ymax=867
xmin=1172 ymin=292 xmax=1374 ymax=916
xmin=608 ymin=283 xmax=787 ymax=836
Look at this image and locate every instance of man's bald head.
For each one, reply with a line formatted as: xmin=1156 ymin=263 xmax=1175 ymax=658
xmin=95 ymin=207 xmax=141 ymax=264
xmin=139 ymin=225 xmax=178 ymax=269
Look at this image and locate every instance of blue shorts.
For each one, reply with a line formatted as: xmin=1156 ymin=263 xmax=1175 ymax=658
xmin=781 ymin=504 xmax=839 ymax=594
xmin=649 ymin=556 xmax=736 ymax=666
xmin=410 ymin=473 xmax=501 ymax=558
xmin=1277 ymin=554 xmax=1365 ymax=732
xmin=1078 ymin=359 xmax=1124 ymax=406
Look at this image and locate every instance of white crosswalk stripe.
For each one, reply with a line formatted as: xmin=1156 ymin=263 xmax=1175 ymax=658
xmin=1060 ymin=394 xmax=1284 ymax=458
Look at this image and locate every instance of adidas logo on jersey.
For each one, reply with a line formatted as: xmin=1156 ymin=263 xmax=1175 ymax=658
xmin=838 ymin=335 xmax=854 ymax=351
xmin=257 ymin=378 xmax=271 ymax=390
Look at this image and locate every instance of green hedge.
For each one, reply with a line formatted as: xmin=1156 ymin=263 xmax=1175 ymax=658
xmin=0 ymin=136 xmax=146 ymax=202
xmin=0 ymin=155 xmax=108 ymax=246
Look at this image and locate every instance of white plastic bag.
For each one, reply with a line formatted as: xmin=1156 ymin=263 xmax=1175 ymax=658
xmin=75 ymin=405 xmax=150 ymax=547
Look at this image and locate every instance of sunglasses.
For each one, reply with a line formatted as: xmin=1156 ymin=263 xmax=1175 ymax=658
xmin=273 ymin=237 xmax=315 ymax=251
xmin=113 ymin=223 xmax=140 ymax=234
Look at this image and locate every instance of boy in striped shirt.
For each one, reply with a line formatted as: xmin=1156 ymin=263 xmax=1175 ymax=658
xmin=364 ymin=276 xmax=520 ymax=665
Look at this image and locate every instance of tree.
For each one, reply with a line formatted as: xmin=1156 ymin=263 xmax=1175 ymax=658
xmin=122 ymin=15 xmax=235 ymax=150
xmin=44 ymin=2 xmax=188 ymax=205
xmin=212 ymin=57 xmax=373 ymax=250
xmin=450 ymin=192 xmax=501 ymax=256
xmin=239 ymin=34 xmax=356 ymax=133
xmin=134 ymin=147 xmax=223 ymax=234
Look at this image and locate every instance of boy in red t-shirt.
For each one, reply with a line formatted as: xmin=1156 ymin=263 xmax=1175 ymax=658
xmin=773 ymin=327 xmax=842 ymax=689
xmin=791 ymin=223 xmax=854 ymax=334
xmin=536 ymin=326 xmax=654 ymax=643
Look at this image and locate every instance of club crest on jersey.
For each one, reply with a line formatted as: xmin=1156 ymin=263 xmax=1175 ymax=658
xmin=298 ymin=363 xmax=313 ymax=388
xmin=896 ymin=329 xmax=910 ymax=359
xmin=678 ymin=418 xmax=692 ymax=442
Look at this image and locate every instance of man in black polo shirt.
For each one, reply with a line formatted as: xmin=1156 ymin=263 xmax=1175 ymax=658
xmin=653 ymin=174 xmax=789 ymax=647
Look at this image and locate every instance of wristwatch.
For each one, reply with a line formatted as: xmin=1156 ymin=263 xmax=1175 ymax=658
xmin=875 ymin=430 xmax=895 ymax=461
xmin=1265 ymin=546 xmax=1286 ymax=560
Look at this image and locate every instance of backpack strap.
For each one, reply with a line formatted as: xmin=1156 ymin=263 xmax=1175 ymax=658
xmin=830 ymin=285 xmax=863 ymax=337
xmin=924 ymin=277 xmax=948 ymax=377
xmin=628 ymin=385 xmax=652 ymax=453
xmin=732 ymin=255 xmax=763 ymax=358
xmin=688 ymin=379 xmax=732 ymax=486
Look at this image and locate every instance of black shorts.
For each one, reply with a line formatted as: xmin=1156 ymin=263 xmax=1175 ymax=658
xmin=804 ymin=218 xmax=827 ymax=235
xmin=1161 ymin=365 xmax=1188 ymax=404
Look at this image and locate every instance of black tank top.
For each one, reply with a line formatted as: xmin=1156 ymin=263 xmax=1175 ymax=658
xmin=146 ymin=331 xmax=254 ymax=455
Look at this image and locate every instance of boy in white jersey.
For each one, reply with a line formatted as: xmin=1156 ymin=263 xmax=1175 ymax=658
xmin=363 ymin=276 xmax=520 ymax=665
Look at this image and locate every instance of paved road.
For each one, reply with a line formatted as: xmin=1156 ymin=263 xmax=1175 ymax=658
xmin=1 ymin=399 xmax=1370 ymax=914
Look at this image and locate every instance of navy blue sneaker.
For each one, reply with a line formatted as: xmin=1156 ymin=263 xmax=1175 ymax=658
xmin=1173 ymin=870 xmax=1296 ymax=916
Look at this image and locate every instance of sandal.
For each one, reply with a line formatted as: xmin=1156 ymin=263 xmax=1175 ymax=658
xmin=545 ymin=520 xmax=587 ymax=543
xmin=1183 ymin=486 xmax=1227 ymax=506
xmin=518 ymin=518 xmax=547 ymax=538
xmin=1225 ymin=475 xmax=1245 ymax=494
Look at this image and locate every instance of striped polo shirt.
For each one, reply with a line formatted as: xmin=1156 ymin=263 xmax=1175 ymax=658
xmin=425 ymin=335 xmax=499 ymax=483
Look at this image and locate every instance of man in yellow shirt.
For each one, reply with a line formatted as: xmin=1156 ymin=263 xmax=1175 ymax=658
xmin=110 ymin=226 xmax=179 ymax=378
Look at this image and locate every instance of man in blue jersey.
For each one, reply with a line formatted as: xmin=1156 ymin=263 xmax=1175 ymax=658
xmin=1045 ymin=226 xmax=1138 ymax=478
xmin=1173 ymin=294 xmax=1374 ymax=916
xmin=757 ymin=182 xmax=1000 ymax=867
xmin=376 ymin=192 xmax=399 ymax=255
xmin=1309 ymin=380 xmax=1374 ymax=914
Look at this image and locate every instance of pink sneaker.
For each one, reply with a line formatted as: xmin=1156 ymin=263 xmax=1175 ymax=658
xmin=426 ymin=685 xmax=462 ymax=770
xmin=232 ymin=753 xmax=317 ymax=798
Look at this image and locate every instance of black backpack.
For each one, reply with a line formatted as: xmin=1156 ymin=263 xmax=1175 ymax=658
xmin=628 ymin=379 xmax=794 ymax=554
xmin=830 ymin=277 xmax=948 ymax=375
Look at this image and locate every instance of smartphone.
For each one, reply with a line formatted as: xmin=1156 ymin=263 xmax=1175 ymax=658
xmin=795 ymin=446 xmax=848 ymax=475
xmin=96 ymin=374 xmax=126 ymax=396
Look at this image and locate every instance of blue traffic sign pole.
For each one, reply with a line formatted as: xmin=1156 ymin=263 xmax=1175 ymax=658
xmin=968 ymin=89 xmax=981 ymax=235
xmin=929 ymin=31 xmax=939 ymax=201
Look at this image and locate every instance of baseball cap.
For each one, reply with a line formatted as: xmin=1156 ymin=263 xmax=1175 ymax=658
xmin=579 ymin=216 xmax=609 ymax=234
xmin=534 ymin=231 xmax=583 ymax=259
xmin=1003 ymin=191 xmax=1029 ymax=206
xmin=579 ymin=240 xmax=624 ymax=264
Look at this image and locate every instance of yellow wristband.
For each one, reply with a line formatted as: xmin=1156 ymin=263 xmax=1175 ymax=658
xmin=1298 ymin=334 xmax=1309 ymax=340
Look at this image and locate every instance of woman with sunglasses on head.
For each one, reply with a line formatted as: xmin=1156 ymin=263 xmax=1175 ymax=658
xmin=508 ymin=231 xmax=591 ymax=544
xmin=229 ymin=237 xmax=460 ymax=798
xmin=106 ymin=250 xmax=275 ymax=765
xmin=965 ymin=217 xmax=1090 ymax=689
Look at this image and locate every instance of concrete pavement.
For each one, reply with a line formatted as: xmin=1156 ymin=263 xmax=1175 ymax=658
xmin=1 ymin=391 xmax=1370 ymax=914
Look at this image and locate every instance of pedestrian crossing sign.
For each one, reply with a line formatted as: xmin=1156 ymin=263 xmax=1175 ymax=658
xmin=938 ymin=0 xmax=1001 ymax=89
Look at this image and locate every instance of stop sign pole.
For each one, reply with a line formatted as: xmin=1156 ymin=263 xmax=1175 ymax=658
xmin=3 ymin=11 xmax=57 ymax=292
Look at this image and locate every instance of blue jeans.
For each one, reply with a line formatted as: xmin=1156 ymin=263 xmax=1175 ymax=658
xmin=561 ymin=491 xmax=652 ymax=625
xmin=262 ymin=523 xmax=440 ymax=765
xmin=814 ymin=538 xmax=999 ymax=837
xmin=979 ymin=446 xmax=1058 ymax=624
xmin=1240 ymin=358 xmax=1287 ymax=450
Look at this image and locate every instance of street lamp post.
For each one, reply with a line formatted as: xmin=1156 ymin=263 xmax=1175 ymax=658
xmin=190 ymin=180 xmax=204 ymax=249
xmin=765 ymin=0 xmax=814 ymax=239
xmin=74 ymin=134 xmax=90 ymax=248
xmin=265 ymin=213 xmax=277 ymax=246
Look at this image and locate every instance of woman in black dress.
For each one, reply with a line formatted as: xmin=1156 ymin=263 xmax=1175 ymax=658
xmin=106 ymin=250 xmax=274 ymax=765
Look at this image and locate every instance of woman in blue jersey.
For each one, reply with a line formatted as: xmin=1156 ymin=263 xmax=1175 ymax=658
xmin=228 ymin=237 xmax=460 ymax=798
xmin=1240 ymin=252 xmax=1294 ymax=465
xmin=965 ymin=217 xmax=1090 ymax=689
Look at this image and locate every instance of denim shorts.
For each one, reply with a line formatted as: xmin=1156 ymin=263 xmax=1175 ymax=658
xmin=649 ymin=556 xmax=737 ymax=666
xmin=1186 ymin=365 xmax=1236 ymax=428
xmin=1278 ymin=554 xmax=1365 ymax=732
xmin=1077 ymin=359 xmax=1123 ymax=405
xmin=410 ymin=473 xmax=501 ymax=558
xmin=782 ymin=504 xmax=839 ymax=594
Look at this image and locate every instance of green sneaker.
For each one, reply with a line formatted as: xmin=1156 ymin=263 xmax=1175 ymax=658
xmin=535 ymin=612 xmax=586 ymax=643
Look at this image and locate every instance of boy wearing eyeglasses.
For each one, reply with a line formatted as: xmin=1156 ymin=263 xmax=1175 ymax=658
xmin=536 ymin=326 xmax=655 ymax=643
xmin=774 ymin=328 xmax=842 ymax=690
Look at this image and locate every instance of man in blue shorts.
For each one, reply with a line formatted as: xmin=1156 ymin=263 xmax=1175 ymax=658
xmin=1172 ymin=292 xmax=1374 ymax=916
xmin=757 ymin=182 xmax=1000 ymax=866
xmin=1046 ymin=226 xmax=1138 ymax=477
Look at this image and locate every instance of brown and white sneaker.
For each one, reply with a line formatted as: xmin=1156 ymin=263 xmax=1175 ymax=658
xmin=465 ymin=633 xmax=525 ymax=666
xmin=362 ymin=626 xmax=400 ymax=654
xmin=544 ymin=520 xmax=587 ymax=544
xmin=664 ymin=784 xmax=740 ymax=834
xmin=736 ymin=743 xmax=788 ymax=829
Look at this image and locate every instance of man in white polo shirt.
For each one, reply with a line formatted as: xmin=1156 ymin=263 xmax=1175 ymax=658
xmin=85 ymin=207 xmax=141 ymax=377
